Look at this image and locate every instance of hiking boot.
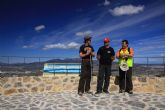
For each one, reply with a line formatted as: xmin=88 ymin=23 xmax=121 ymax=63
xmin=95 ymin=91 xmax=102 ymax=94
xmin=127 ymin=90 xmax=133 ymax=94
xmin=78 ymin=92 xmax=83 ymax=96
xmin=103 ymin=90 xmax=110 ymax=94
xmin=94 ymin=91 xmax=102 ymax=96
xmin=119 ymin=89 xmax=124 ymax=93
xmin=85 ymin=91 xmax=93 ymax=94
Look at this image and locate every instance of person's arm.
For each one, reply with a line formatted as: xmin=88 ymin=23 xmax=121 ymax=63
xmin=129 ymin=48 xmax=134 ymax=57
xmin=91 ymin=52 xmax=95 ymax=57
xmin=80 ymin=46 xmax=95 ymax=58
xmin=97 ymin=54 xmax=100 ymax=60
xmin=96 ymin=48 xmax=101 ymax=60
xmin=91 ymin=46 xmax=95 ymax=57
xmin=111 ymin=48 xmax=115 ymax=61
xmin=80 ymin=52 xmax=88 ymax=58
xmin=79 ymin=46 xmax=88 ymax=58
xmin=116 ymin=50 xmax=120 ymax=59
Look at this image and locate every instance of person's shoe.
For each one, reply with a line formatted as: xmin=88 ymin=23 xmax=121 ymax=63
xmin=85 ymin=91 xmax=93 ymax=94
xmin=95 ymin=91 xmax=102 ymax=94
xmin=78 ymin=92 xmax=83 ymax=96
xmin=119 ymin=89 xmax=124 ymax=93
xmin=127 ymin=90 xmax=133 ymax=94
xmin=94 ymin=91 xmax=102 ymax=96
xmin=103 ymin=90 xmax=110 ymax=94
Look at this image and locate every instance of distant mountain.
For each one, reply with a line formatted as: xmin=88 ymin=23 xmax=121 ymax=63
xmin=46 ymin=58 xmax=81 ymax=63
xmin=0 ymin=61 xmax=7 ymax=65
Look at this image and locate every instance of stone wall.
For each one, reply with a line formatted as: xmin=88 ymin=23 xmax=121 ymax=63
xmin=0 ymin=76 xmax=165 ymax=95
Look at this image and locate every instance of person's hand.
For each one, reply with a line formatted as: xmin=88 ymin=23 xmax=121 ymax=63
xmin=86 ymin=50 xmax=91 ymax=55
xmin=125 ymin=53 xmax=130 ymax=57
xmin=111 ymin=56 xmax=115 ymax=60
xmin=97 ymin=55 xmax=100 ymax=60
xmin=120 ymin=53 xmax=129 ymax=59
xmin=86 ymin=47 xmax=92 ymax=56
xmin=120 ymin=53 xmax=125 ymax=58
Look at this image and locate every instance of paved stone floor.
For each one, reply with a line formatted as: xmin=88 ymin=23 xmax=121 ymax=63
xmin=0 ymin=91 xmax=165 ymax=110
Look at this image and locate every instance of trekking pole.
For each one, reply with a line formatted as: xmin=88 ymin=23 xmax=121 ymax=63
xmin=120 ymin=61 xmax=128 ymax=95
xmin=124 ymin=70 xmax=127 ymax=95
xmin=90 ymin=55 xmax=93 ymax=95
xmin=90 ymin=55 xmax=93 ymax=80
xmin=90 ymin=55 xmax=92 ymax=79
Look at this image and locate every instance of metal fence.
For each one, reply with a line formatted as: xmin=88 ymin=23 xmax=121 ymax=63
xmin=0 ymin=56 xmax=165 ymax=77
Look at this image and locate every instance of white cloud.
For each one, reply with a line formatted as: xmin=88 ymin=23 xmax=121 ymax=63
xmin=22 ymin=45 xmax=33 ymax=49
xmin=110 ymin=5 xmax=144 ymax=16
xmin=43 ymin=42 xmax=80 ymax=50
xmin=34 ymin=25 xmax=45 ymax=32
xmin=104 ymin=0 xmax=110 ymax=6
xmin=75 ymin=32 xmax=84 ymax=36
xmin=68 ymin=42 xmax=80 ymax=49
xmin=160 ymin=53 xmax=165 ymax=57
xmin=76 ymin=30 xmax=93 ymax=36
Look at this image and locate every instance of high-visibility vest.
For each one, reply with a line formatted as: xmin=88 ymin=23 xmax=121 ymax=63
xmin=118 ymin=48 xmax=133 ymax=67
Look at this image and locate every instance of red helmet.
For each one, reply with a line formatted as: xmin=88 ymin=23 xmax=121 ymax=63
xmin=104 ymin=37 xmax=110 ymax=43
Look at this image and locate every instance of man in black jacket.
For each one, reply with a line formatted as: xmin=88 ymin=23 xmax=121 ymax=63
xmin=96 ymin=37 xmax=115 ymax=94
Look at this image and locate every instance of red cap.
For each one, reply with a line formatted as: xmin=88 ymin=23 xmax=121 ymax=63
xmin=104 ymin=37 xmax=110 ymax=43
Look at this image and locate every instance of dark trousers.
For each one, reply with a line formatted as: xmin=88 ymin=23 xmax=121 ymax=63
xmin=78 ymin=61 xmax=91 ymax=93
xmin=119 ymin=67 xmax=133 ymax=91
xmin=96 ymin=65 xmax=112 ymax=92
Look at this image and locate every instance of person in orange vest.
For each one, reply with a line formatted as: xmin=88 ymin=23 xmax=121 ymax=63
xmin=78 ymin=35 xmax=95 ymax=96
xmin=116 ymin=40 xmax=134 ymax=94
xmin=95 ymin=37 xmax=115 ymax=94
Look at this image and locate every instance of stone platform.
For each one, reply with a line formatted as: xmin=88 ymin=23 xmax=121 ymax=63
xmin=0 ymin=91 xmax=165 ymax=110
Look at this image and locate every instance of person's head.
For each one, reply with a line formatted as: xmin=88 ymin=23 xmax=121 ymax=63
xmin=84 ymin=35 xmax=92 ymax=45
xmin=122 ymin=40 xmax=129 ymax=48
xmin=104 ymin=37 xmax=110 ymax=47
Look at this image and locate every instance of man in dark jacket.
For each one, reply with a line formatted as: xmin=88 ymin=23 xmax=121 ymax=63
xmin=96 ymin=37 xmax=115 ymax=94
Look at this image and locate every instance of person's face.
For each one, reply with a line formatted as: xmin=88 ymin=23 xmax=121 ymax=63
xmin=104 ymin=42 xmax=109 ymax=46
xmin=122 ymin=42 xmax=128 ymax=48
xmin=86 ymin=39 xmax=91 ymax=45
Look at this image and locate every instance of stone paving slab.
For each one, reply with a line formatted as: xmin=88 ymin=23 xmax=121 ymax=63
xmin=0 ymin=91 xmax=165 ymax=110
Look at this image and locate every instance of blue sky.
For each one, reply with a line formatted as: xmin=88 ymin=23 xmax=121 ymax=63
xmin=0 ymin=0 xmax=165 ymax=58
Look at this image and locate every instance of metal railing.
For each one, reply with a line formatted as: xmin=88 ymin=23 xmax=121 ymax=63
xmin=0 ymin=56 xmax=165 ymax=77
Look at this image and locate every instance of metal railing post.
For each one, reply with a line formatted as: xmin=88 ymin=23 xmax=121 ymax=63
xmin=163 ymin=57 xmax=165 ymax=76
xmin=24 ymin=57 xmax=26 ymax=74
xmin=66 ymin=63 xmax=68 ymax=75
xmin=53 ymin=62 xmax=55 ymax=76
xmin=8 ymin=56 xmax=10 ymax=65
xmin=133 ymin=57 xmax=134 ymax=75
xmin=147 ymin=57 xmax=149 ymax=76
xmin=39 ymin=57 xmax=40 ymax=75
